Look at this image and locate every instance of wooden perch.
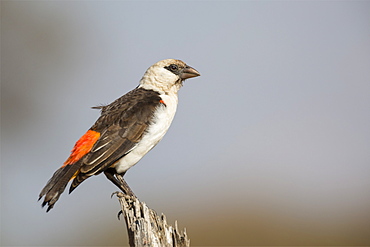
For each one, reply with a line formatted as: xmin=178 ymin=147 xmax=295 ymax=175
xmin=114 ymin=192 xmax=190 ymax=247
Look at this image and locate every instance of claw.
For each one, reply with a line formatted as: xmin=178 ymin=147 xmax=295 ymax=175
xmin=111 ymin=191 xmax=124 ymax=198
xmin=117 ymin=210 xmax=123 ymax=220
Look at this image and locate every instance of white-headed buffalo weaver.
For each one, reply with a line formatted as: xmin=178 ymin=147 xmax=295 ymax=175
xmin=39 ymin=59 xmax=200 ymax=212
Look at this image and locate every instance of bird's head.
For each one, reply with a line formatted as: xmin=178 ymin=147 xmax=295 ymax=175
xmin=139 ymin=59 xmax=200 ymax=94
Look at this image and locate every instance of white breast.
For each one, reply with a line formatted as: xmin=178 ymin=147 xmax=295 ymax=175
xmin=114 ymin=93 xmax=178 ymax=174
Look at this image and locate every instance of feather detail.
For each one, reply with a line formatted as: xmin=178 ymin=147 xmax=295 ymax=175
xmin=63 ymin=130 xmax=101 ymax=166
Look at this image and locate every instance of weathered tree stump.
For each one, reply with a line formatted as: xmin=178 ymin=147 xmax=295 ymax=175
xmin=114 ymin=192 xmax=190 ymax=247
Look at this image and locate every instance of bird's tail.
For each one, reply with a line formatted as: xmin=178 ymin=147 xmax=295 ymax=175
xmin=39 ymin=163 xmax=81 ymax=212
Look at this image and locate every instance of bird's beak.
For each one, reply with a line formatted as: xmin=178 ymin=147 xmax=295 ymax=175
xmin=180 ymin=66 xmax=201 ymax=80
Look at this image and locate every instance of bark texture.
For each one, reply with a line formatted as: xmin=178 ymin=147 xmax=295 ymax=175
xmin=114 ymin=192 xmax=190 ymax=247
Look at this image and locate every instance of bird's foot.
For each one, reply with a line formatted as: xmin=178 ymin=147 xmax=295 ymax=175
xmin=111 ymin=191 xmax=124 ymax=198
xmin=111 ymin=191 xmax=135 ymax=200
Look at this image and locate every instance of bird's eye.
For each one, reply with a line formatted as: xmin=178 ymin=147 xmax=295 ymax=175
xmin=169 ymin=64 xmax=178 ymax=71
xmin=164 ymin=64 xmax=180 ymax=74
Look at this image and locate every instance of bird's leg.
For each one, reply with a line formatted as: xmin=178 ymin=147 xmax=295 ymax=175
xmin=104 ymin=168 xmax=136 ymax=197
xmin=116 ymin=174 xmax=136 ymax=197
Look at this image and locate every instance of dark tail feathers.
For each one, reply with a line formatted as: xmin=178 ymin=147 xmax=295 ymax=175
xmin=39 ymin=163 xmax=80 ymax=212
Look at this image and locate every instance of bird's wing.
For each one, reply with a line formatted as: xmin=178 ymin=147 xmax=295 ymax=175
xmin=68 ymin=88 xmax=162 ymax=190
xmin=81 ymin=122 xmax=146 ymax=174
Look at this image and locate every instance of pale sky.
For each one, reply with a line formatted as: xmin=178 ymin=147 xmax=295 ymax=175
xmin=2 ymin=1 xmax=370 ymax=246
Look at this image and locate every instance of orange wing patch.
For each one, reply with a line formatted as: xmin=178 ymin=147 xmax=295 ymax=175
xmin=63 ymin=130 xmax=101 ymax=167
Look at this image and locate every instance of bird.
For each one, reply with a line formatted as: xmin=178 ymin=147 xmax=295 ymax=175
xmin=39 ymin=59 xmax=200 ymax=212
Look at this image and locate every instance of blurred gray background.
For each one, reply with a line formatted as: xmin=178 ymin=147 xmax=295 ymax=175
xmin=1 ymin=1 xmax=370 ymax=246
